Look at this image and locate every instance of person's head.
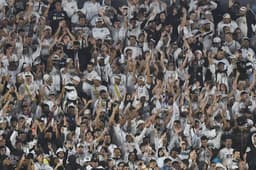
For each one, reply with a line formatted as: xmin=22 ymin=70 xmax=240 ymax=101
xmin=239 ymin=6 xmax=247 ymax=16
xmin=158 ymin=148 xmax=165 ymax=157
xmin=219 ymin=83 xmax=227 ymax=93
xmin=241 ymin=37 xmax=250 ymax=48
xmin=173 ymin=120 xmax=181 ymax=130
xmin=95 ymin=17 xmax=104 ymax=27
xmin=234 ymin=27 xmax=242 ymax=40
xmin=189 ymin=149 xmax=197 ymax=161
xmin=180 ymin=140 xmax=187 ymax=150
xmin=113 ymin=148 xmax=122 ymax=158
xmin=62 ymin=34 xmax=72 ymax=45
xmin=44 ymin=26 xmax=52 ymax=38
xmin=36 ymin=152 xmax=44 ymax=163
xmin=56 ymin=148 xmax=65 ymax=159
xmin=86 ymin=62 xmax=94 ymax=72
xmin=0 ymin=135 xmax=6 ymax=148
xmin=240 ymin=91 xmax=248 ymax=102
xmin=233 ymin=149 xmax=240 ymax=160
xmin=129 ymin=18 xmax=137 ymax=28
xmin=149 ymin=159 xmax=157 ymax=168
xmin=43 ymin=74 xmax=52 ymax=85
xmin=99 ymin=89 xmax=108 ymax=99
xmin=0 ymin=118 xmax=8 ymax=130
xmin=201 ymin=136 xmax=208 ymax=147
xmin=216 ymin=48 xmax=225 ymax=60
xmin=125 ymin=134 xmax=134 ymax=143
xmin=4 ymin=43 xmax=13 ymax=55
xmin=224 ymin=32 xmax=233 ymax=42
xmin=217 ymin=62 xmax=225 ymax=72
xmin=128 ymin=151 xmax=136 ymax=161
xmin=159 ymin=12 xmax=166 ymax=21
xmin=117 ymin=161 xmax=125 ymax=170
xmin=137 ymin=76 xmax=145 ymax=86
xmin=148 ymin=20 xmax=156 ymax=30
xmin=170 ymin=147 xmax=180 ymax=158
xmin=78 ymin=14 xmax=86 ymax=26
xmin=180 ymin=159 xmax=189 ymax=170
xmin=223 ymin=13 xmax=231 ymax=24
xmin=93 ymin=76 xmax=101 ymax=86
xmin=172 ymin=160 xmax=180 ymax=169
xmin=128 ymin=35 xmax=137 ymax=46
xmin=103 ymin=133 xmax=111 ymax=145
xmin=55 ymin=1 xmax=62 ymax=12
xmin=163 ymin=158 xmax=172 ymax=167
xmin=224 ymin=137 xmax=232 ymax=148
xmin=137 ymin=33 xmax=145 ymax=44
xmin=76 ymin=143 xmax=84 ymax=154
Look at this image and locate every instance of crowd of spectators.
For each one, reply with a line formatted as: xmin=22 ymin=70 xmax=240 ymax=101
xmin=0 ymin=0 xmax=256 ymax=169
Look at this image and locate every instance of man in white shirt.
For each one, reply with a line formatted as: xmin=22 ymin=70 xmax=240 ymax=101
xmin=82 ymin=0 xmax=100 ymax=21
xmin=92 ymin=17 xmax=111 ymax=40
xmin=62 ymin=0 xmax=78 ymax=17
xmin=109 ymin=75 xmax=126 ymax=102
xmin=217 ymin=13 xmax=238 ymax=36
xmin=219 ymin=137 xmax=234 ymax=169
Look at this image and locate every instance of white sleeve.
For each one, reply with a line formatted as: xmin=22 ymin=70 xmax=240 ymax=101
xmin=184 ymin=123 xmax=191 ymax=137
xmin=135 ymin=127 xmax=148 ymax=144
xmin=143 ymin=42 xmax=149 ymax=52
xmin=75 ymin=126 xmax=81 ymax=142
xmin=166 ymin=102 xmax=180 ymax=129
xmin=10 ymin=130 xmax=18 ymax=148
xmin=31 ymin=40 xmax=42 ymax=61
xmin=156 ymin=39 xmax=163 ymax=51
xmin=113 ymin=124 xmax=126 ymax=145
xmin=209 ymin=1 xmax=218 ymax=10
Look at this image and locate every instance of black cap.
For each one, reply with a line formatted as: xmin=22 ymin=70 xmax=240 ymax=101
xmin=201 ymin=135 xmax=208 ymax=141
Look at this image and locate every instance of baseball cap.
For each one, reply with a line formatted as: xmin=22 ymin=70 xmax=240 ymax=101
xmin=223 ymin=13 xmax=231 ymax=19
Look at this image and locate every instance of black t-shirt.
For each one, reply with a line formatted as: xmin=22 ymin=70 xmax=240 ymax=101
xmin=48 ymin=10 xmax=70 ymax=33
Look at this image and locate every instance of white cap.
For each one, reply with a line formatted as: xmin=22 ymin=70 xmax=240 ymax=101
xmin=93 ymin=75 xmax=101 ymax=81
xmin=240 ymin=6 xmax=247 ymax=12
xmin=223 ymin=13 xmax=231 ymax=19
xmin=181 ymin=106 xmax=188 ymax=112
xmin=84 ymin=109 xmax=91 ymax=115
xmin=66 ymin=58 xmax=73 ymax=63
xmin=215 ymin=163 xmax=227 ymax=170
xmin=44 ymin=25 xmax=52 ymax=31
xmin=66 ymin=91 xmax=77 ymax=100
xmin=52 ymin=54 xmax=60 ymax=61
xmin=72 ymin=76 xmax=80 ymax=83
xmin=68 ymin=102 xmax=76 ymax=108
xmin=195 ymin=50 xmax=202 ymax=55
xmin=77 ymin=143 xmax=84 ymax=148
xmin=65 ymin=85 xmax=76 ymax=91
xmin=95 ymin=17 xmax=103 ymax=23
xmin=114 ymin=75 xmax=121 ymax=80
xmin=24 ymin=71 xmax=33 ymax=77
xmin=213 ymin=37 xmax=221 ymax=43
xmin=136 ymin=120 xmax=145 ymax=127
xmin=56 ymin=148 xmax=64 ymax=154
xmin=205 ymin=10 xmax=212 ymax=15
xmin=43 ymin=74 xmax=51 ymax=82
xmin=138 ymin=75 xmax=145 ymax=82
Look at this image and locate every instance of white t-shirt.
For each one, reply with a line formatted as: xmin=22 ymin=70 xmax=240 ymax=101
xmin=92 ymin=27 xmax=111 ymax=40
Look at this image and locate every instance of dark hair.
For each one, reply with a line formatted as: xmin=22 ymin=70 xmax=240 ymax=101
xmin=3 ymin=43 xmax=12 ymax=55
